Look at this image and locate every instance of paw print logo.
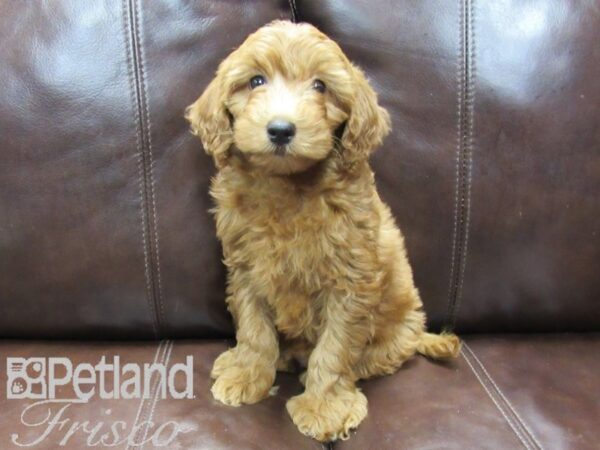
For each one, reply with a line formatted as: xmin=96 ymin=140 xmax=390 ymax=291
xmin=11 ymin=381 xmax=25 ymax=395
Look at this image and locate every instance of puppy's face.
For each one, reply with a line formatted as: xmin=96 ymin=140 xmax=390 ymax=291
xmin=228 ymin=68 xmax=346 ymax=175
xmin=187 ymin=21 xmax=390 ymax=175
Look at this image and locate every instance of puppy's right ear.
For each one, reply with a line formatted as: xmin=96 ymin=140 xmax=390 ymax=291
xmin=185 ymin=77 xmax=233 ymax=169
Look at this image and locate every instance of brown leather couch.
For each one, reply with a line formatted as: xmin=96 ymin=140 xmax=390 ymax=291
xmin=1 ymin=1 xmax=598 ymax=449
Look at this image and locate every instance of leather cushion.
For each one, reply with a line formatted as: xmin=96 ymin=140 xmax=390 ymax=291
xmin=3 ymin=335 xmax=597 ymax=449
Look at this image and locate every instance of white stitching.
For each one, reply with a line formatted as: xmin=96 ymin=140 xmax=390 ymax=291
xmin=139 ymin=341 xmax=174 ymax=450
xmin=464 ymin=344 xmax=544 ymax=450
xmin=121 ymin=0 xmax=158 ymax=337
xmin=126 ymin=340 xmax=165 ymax=450
xmin=134 ymin=0 xmax=165 ymax=326
xmin=462 ymin=348 xmax=532 ymax=450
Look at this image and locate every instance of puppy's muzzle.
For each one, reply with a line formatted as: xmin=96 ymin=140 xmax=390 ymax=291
xmin=267 ymin=120 xmax=296 ymax=146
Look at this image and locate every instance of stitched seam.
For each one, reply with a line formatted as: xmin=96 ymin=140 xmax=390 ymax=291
xmin=133 ymin=0 xmax=165 ymax=329
xmin=464 ymin=344 xmax=544 ymax=450
xmin=122 ymin=0 xmax=158 ymax=338
xmin=462 ymin=348 xmax=532 ymax=450
xmin=288 ymin=0 xmax=299 ymax=22
xmin=129 ymin=340 xmax=171 ymax=449
xmin=454 ymin=0 xmax=475 ymax=327
xmin=445 ymin=0 xmax=475 ymax=331
xmin=139 ymin=341 xmax=174 ymax=450
xmin=125 ymin=0 xmax=164 ymax=336
xmin=133 ymin=340 xmax=169 ymax=448
xmin=126 ymin=340 xmax=165 ymax=450
xmin=446 ymin=0 xmax=463 ymax=332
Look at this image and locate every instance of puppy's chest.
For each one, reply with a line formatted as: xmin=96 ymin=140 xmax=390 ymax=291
xmin=224 ymin=192 xmax=338 ymax=291
xmin=217 ymin=186 xmax=342 ymax=339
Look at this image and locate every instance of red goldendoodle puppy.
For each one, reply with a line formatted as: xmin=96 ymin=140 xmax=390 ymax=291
xmin=186 ymin=20 xmax=460 ymax=442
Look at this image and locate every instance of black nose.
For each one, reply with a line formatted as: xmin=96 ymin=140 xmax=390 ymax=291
xmin=267 ymin=120 xmax=296 ymax=145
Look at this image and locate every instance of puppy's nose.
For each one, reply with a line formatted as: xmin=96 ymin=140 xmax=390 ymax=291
xmin=267 ymin=120 xmax=296 ymax=145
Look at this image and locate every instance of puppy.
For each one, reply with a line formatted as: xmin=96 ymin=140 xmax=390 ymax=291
xmin=186 ymin=20 xmax=460 ymax=442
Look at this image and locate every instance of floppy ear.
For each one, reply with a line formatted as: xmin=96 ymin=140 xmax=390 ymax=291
xmin=341 ymin=66 xmax=391 ymax=166
xmin=185 ymin=77 xmax=233 ymax=169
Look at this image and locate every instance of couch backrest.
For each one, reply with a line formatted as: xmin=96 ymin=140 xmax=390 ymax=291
xmin=1 ymin=0 xmax=598 ymax=339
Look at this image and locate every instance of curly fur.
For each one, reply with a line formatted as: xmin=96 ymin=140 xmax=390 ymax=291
xmin=186 ymin=20 xmax=460 ymax=442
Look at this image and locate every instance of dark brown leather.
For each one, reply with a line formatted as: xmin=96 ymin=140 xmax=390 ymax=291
xmin=1 ymin=1 xmax=598 ymax=339
xmin=465 ymin=334 xmax=600 ymax=450
xmin=456 ymin=0 xmax=600 ymax=333
xmin=1 ymin=1 xmax=599 ymax=447
xmin=339 ymin=351 xmax=525 ymax=450
xmin=4 ymin=336 xmax=596 ymax=449
xmin=339 ymin=334 xmax=600 ymax=450
xmin=0 ymin=0 xmax=291 ymax=339
xmin=146 ymin=341 xmax=324 ymax=450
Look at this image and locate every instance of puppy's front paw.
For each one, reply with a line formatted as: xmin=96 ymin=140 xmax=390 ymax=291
xmin=211 ymin=364 xmax=275 ymax=407
xmin=211 ymin=348 xmax=240 ymax=379
xmin=286 ymin=388 xmax=368 ymax=441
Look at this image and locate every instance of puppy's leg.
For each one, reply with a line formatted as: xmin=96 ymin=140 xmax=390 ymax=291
xmin=354 ymin=308 xmax=425 ymax=379
xmin=355 ymin=255 xmax=460 ymax=379
xmin=286 ymin=290 xmax=372 ymax=441
xmin=211 ymin=282 xmax=278 ymax=406
xmin=355 ymin=314 xmax=460 ymax=380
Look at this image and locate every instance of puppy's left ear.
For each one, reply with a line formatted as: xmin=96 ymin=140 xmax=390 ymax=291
xmin=341 ymin=66 xmax=391 ymax=165
xmin=185 ymin=77 xmax=233 ymax=169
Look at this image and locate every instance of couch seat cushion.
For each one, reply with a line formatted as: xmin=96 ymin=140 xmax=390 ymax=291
xmin=2 ymin=335 xmax=597 ymax=449
xmin=340 ymin=334 xmax=600 ymax=450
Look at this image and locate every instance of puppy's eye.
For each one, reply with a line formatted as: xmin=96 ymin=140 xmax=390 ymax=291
xmin=312 ymin=79 xmax=326 ymax=93
xmin=249 ymin=75 xmax=266 ymax=89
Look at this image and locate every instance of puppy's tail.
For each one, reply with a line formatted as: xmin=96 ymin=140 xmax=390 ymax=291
xmin=417 ymin=332 xmax=461 ymax=359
